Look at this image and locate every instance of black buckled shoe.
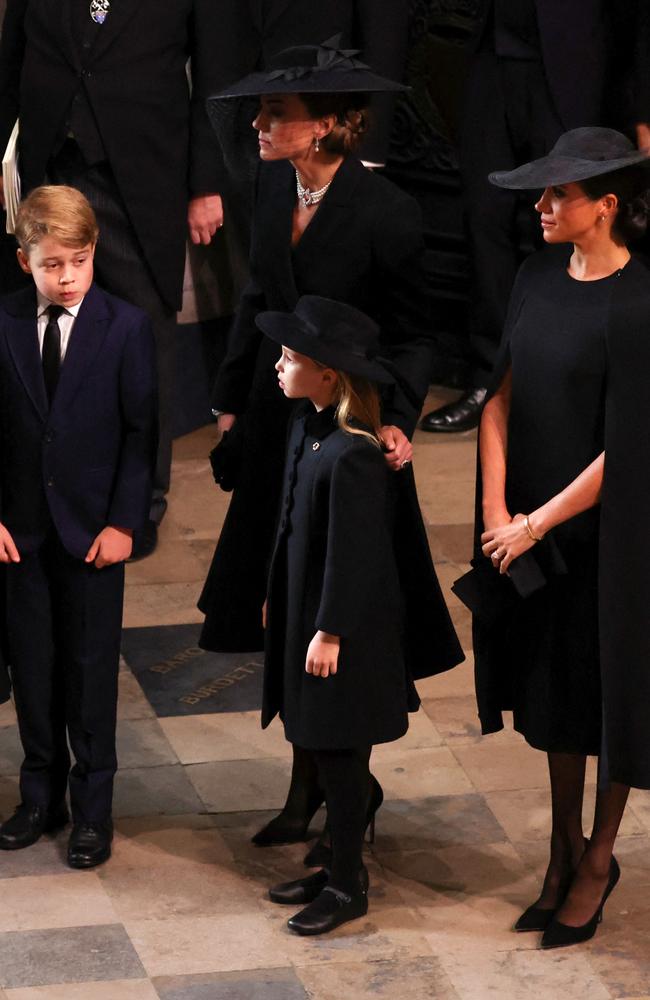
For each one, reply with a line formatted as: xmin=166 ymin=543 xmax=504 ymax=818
xmin=287 ymin=868 xmax=369 ymax=936
xmin=269 ymin=868 xmax=329 ymax=905
xmin=420 ymin=388 xmax=487 ymax=433
xmin=67 ymin=821 xmax=113 ymax=869
xmin=0 ymin=802 xmax=69 ymax=850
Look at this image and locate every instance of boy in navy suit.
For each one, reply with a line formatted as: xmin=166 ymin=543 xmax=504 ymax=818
xmin=0 ymin=186 xmax=156 ymax=867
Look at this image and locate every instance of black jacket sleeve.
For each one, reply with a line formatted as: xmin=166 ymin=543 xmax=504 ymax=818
xmin=0 ymin=0 xmax=26 ymax=154
xmin=209 ymin=275 xmax=267 ymax=413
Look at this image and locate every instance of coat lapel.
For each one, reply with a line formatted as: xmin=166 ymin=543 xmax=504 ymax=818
xmin=49 ymin=285 xmax=112 ymax=416
xmin=292 ymin=157 xmax=365 ymax=265
xmin=257 ymin=163 xmax=299 ymax=305
xmin=3 ymin=287 xmax=49 ymax=422
xmin=43 ymin=0 xmax=81 ymax=73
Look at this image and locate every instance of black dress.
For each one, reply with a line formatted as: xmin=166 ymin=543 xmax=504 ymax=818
xmin=198 ymin=156 xmax=462 ymax=682
xmin=474 ymin=248 xmax=613 ymax=755
xmin=264 ymin=405 xmax=413 ymax=749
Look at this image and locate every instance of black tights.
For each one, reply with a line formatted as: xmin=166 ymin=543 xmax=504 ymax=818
xmin=312 ymin=746 xmax=371 ymax=895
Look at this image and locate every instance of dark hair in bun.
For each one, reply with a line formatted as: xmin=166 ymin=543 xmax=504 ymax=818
xmin=299 ymin=91 xmax=371 ymax=155
xmin=580 ymin=164 xmax=650 ymax=243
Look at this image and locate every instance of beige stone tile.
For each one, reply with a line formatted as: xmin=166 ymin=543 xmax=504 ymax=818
xmin=111 ymin=814 xmax=231 ymax=869
xmin=453 ymin=742 xmax=550 ymax=793
xmin=117 ymin=664 xmax=156 ymax=721
xmin=164 ymin=458 xmax=229 ymax=543
xmin=123 ymin=582 xmax=205 ymax=628
xmin=371 ymin=709 xmax=443 ymax=761
xmin=415 ymin=655 xmax=475 ymax=701
xmin=426 ymin=524 xmax=474 ymax=565
xmin=158 ymin=712 xmax=291 ymax=764
xmin=449 ymin=604 xmax=472 ymax=652
xmin=417 ymin=480 xmax=476 ymax=528
xmin=0 ymin=700 xmax=16 ymax=728
xmin=127 ymin=913 xmax=290 ymax=977
xmin=125 ymin=538 xmax=214 ymax=586
xmin=421 ymin=696 xmax=524 ymax=748
xmin=485 ymin=784 xmax=645 ymax=845
xmin=296 ymin=956 xmax=459 ymax=999
xmin=586 ymin=878 xmax=650 ymax=996
xmin=438 ymin=947 xmax=612 ymax=1000
xmin=172 ymin=423 xmax=218 ymax=461
xmin=627 ymin=788 xmax=650 ymax=833
xmin=371 ymin=748 xmax=473 ymax=800
xmin=6 ymin=984 xmax=159 ymax=1000
xmin=0 ymin=874 xmax=117 ymax=933
xmin=186 ymin=757 xmax=293 ymax=812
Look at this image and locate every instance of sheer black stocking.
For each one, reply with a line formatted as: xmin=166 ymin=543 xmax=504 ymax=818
xmin=535 ymin=752 xmax=588 ymax=909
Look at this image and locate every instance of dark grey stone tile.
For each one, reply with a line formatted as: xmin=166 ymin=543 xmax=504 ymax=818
xmin=0 ymin=924 xmax=145 ymax=988
xmin=153 ymin=968 xmax=308 ymax=1000
xmin=0 ymin=827 xmax=68 ymax=879
xmin=116 ymin=718 xmax=179 ymax=770
xmin=0 ymin=775 xmax=20 ymax=821
xmin=113 ymin=765 xmax=203 ymax=818
xmin=373 ymin=793 xmax=508 ymax=852
xmin=0 ymin=725 xmax=22 ymax=778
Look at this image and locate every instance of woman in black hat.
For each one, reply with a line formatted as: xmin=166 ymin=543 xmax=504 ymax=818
xmin=199 ymin=38 xmax=463 ymax=855
xmin=472 ymin=127 xmax=650 ymax=948
xmin=257 ymin=295 xmax=425 ymax=934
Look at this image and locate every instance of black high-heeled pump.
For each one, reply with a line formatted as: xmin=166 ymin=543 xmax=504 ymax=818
xmin=303 ymin=775 xmax=383 ymax=868
xmin=541 ymin=855 xmax=620 ymax=949
xmin=514 ymin=837 xmax=589 ymax=933
xmin=251 ymin=793 xmax=325 ymax=847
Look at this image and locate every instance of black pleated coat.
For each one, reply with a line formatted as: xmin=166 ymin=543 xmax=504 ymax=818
xmin=263 ymin=405 xmax=462 ymax=749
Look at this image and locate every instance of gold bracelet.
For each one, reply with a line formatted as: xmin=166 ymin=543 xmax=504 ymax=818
xmin=523 ymin=515 xmax=543 ymax=543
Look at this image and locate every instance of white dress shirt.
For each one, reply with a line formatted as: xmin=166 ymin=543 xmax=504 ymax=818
xmin=36 ymin=292 xmax=84 ymax=361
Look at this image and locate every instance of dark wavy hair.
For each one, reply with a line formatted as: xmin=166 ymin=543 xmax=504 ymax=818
xmin=580 ymin=164 xmax=650 ymax=243
xmin=299 ymin=91 xmax=371 ymax=155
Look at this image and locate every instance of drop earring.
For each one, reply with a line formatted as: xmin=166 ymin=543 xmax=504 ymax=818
xmin=314 ymin=136 xmax=320 ymax=153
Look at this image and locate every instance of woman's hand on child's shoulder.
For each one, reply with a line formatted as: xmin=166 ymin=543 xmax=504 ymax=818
xmin=380 ymin=425 xmax=412 ymax=472
xmin=306 ymin=631 xmax=341 ymax=678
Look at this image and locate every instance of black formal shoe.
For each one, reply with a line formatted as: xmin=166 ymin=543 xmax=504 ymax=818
xmin=67 ymin=822 xmax=113 ymax=869
xmin=420 ymin=388 xmax=488 ymax=433
xmin=540 ymin=855 xmax=620 ymax=950
xmin=128 ymin=519 xmax=158 ymax=561
xmin=515 ymin=839 xmax=589 ymax=932
xmin=269 ymin=868 xmax=329 ymax=905
xmin=251 ymin=794 xmax=325 ymax=847
xmin=0 ymin=802 xmax=69 ymax=850
xmin=287 ymin=869 xmax=369 ymax=936
xmin=304 ymin=776 xmax=383 ymax=868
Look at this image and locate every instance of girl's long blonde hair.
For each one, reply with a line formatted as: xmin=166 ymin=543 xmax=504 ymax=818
xmin=316 ymin=362 xmax=384 ymax=447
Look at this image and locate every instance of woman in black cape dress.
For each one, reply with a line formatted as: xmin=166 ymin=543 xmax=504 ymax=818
xmin=199 ymin=41 xmax=463 ymax=851
xmin=474 ymin=127 xmax=650 ymax=949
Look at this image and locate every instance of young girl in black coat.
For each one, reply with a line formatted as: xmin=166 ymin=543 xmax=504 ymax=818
xmin=256 ymin=295 xmax=425 ymax=936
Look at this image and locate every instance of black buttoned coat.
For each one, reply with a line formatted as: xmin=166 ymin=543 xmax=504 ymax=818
xmin=263 ymin=406 xmax=435 ymax=749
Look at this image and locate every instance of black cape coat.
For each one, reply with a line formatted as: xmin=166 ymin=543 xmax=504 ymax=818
xmin=473 ymin=250 xmax=650 ymax=790
xmin=264 ymin=405 xmax=462 ymax=749
xmin=199 ymin=156 xmax=456 ymax=661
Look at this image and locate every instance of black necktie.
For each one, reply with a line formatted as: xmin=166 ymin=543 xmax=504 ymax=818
xmin=42 ymin=305 xmax=64 ymax=404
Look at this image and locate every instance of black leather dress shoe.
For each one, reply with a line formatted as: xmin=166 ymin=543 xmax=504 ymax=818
xmin=67 ymin=822 xmax=113 ymax=869
xmin=128 ymin=520 xmax=158 ymax=561
xmin=0 ymin=802 xmax=69 ymax=850
xmin=269 ymin=868 xmax=329 ymax=905
xmin=287 ymin=867 xmax=369 ymax=935
xmin=420 ymin=388 xmax=488 ymax=433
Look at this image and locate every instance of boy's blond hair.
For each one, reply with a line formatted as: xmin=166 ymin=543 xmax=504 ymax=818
xmin=15 ymin=185 xmax=99 ymax=255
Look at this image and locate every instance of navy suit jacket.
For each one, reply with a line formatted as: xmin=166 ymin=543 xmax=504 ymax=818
xmin=0 ymin=282 xmax=157 ymax=560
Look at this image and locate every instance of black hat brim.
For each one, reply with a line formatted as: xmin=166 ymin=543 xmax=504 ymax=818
xmin=490 ymin=150 xmax=650 ymax=190
xmin=208 ymin=68 xmax=409 ymax=101
xmin=256 ymin=311 xmax=395 ymax=385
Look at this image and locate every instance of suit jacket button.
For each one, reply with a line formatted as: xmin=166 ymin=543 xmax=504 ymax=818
xmin=312 ymin=442 xmax=320 ymax=451
xmin=47 ymin=477 xmax=54 ymax=487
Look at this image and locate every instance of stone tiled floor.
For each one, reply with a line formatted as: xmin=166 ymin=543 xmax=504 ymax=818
xmin=1 ymin=389 xmax=649 ymax=998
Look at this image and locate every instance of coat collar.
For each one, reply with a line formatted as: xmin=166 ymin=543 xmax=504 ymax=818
xmin=3 ymin=283 xmax=112 ymax=422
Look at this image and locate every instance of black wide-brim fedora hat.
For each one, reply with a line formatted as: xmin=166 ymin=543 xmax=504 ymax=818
xmin=255 ymin=295 xmax=395 ymax=385
xmin=208 ymin=34 xmax=409 ymax=101
xmin=490 ymin=127 xmax=650 ymax=190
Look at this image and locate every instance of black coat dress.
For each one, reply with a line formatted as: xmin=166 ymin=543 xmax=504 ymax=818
xmin=264 ymin=406 xmax=427 ymax=749
xmin=199 ymin=156 xmax=460 ymax=675
xmin=473 ymin=249 xmax=650 ymax=789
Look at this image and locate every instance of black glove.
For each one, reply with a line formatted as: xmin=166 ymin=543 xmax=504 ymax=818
xmin=209 ymin=430 xmax=240 ymax=492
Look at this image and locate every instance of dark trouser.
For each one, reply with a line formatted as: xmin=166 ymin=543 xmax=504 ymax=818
xmin=312 ymin=746 xmax=371 ymax=894
xmin=48 ymin=140 xmax=175 ymax=523
xmin=5 ymin=532 xmax=124 ymax=824
xmin=460 ymin=51 xmax=564 ymax=385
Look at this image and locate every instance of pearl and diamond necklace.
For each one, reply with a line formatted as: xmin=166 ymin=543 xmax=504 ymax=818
xmin=296 ymin=172 xmax=332 ymax=208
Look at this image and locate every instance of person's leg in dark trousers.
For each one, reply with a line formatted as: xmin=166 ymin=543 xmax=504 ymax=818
xmin=48 ymin=143 xmax=174 ymax=526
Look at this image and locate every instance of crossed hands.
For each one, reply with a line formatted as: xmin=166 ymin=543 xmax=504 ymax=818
xmin=481 ymin=513 xmax=537 ymax=574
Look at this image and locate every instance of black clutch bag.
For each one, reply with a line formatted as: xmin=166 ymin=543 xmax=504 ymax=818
xmin=209 ymin=429 xmax=242 ymax=493
xmin=452 ymin=551 xmax=547 ymax=625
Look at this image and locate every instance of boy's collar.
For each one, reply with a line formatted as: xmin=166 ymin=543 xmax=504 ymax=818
xmin=36 ymin=290 xmax=85 ymax=318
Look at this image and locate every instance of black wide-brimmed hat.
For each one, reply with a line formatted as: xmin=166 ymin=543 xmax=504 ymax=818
xmin=255 ymin=295 xmax=395 ymax=385
xmin=490 ymin=127 xmax=650 ymax=190
xmin=208 ymin=34 xmax=409 ymax=101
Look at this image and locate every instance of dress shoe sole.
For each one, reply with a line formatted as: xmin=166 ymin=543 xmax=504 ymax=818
xmin=67 ymin=846 xmax=112 ymax=869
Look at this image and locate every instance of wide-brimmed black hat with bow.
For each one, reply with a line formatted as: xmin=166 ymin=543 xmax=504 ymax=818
xmin=208 ymin=34 xmax=409 ymax=101
xmin=256 ymin=295 xmax=395 ymax=385
xmin=490 ymin=127 xmax=650 ymax=190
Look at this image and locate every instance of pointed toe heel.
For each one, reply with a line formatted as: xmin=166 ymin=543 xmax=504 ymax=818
xmin=541 ymin=856 xmax=620 ymax=950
